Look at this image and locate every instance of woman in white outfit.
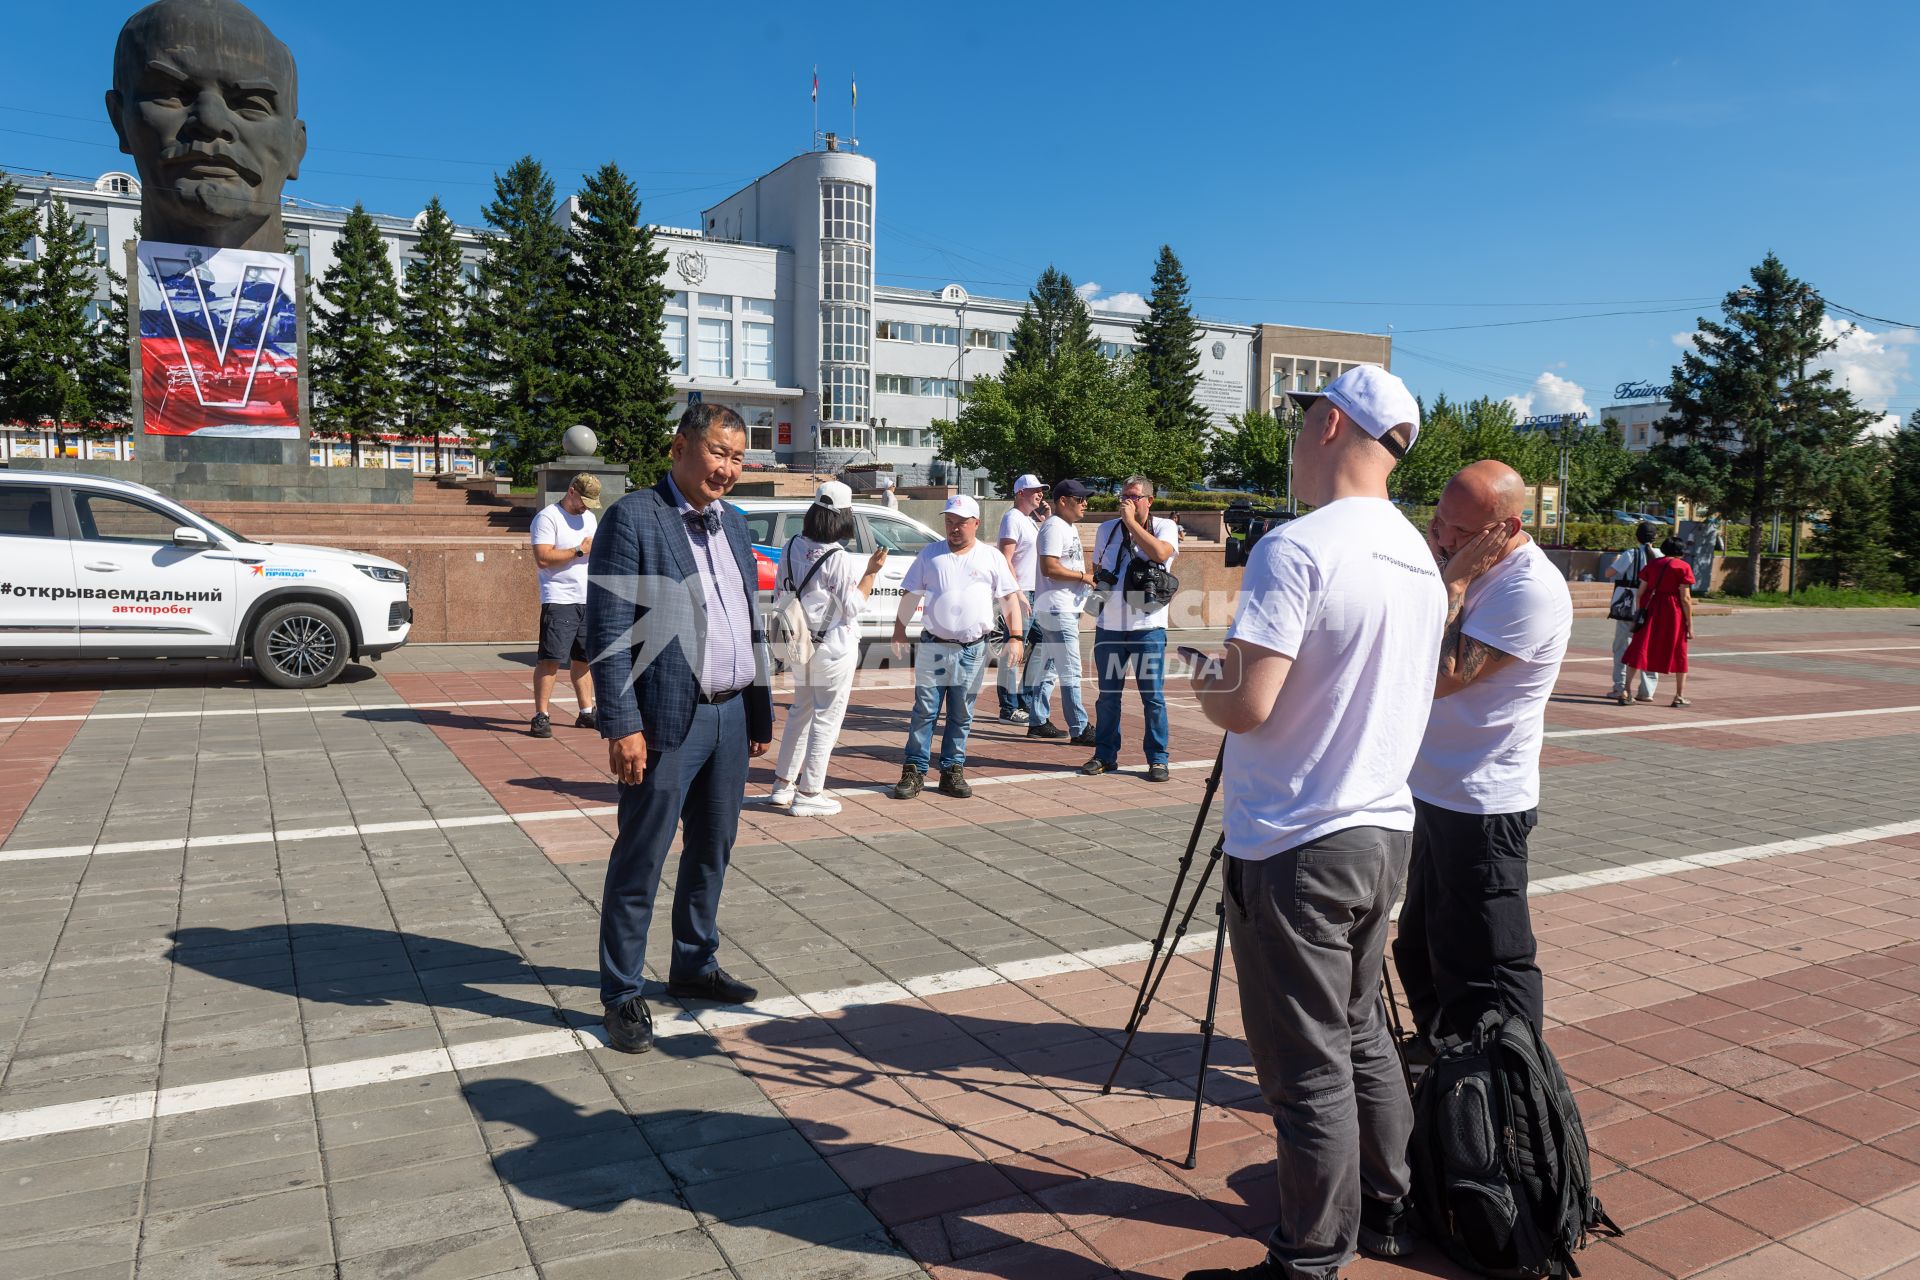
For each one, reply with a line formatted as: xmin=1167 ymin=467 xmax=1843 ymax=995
xmin=769 ymin=482 xmax=887 ymax=817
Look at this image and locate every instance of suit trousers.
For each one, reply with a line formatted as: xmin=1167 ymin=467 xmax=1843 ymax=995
xmin=599 ymin=695 xmax=747 ymax=1008
xmin=1225 ymin=827 xmax=1414 ymax=1280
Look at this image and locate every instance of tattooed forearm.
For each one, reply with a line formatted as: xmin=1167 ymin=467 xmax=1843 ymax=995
xmin=1437 ymin=605 xmax=1504 ymax=687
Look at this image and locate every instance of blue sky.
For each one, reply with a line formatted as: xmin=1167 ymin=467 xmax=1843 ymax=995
xmin=10 ymin=0 xmax=1917 ymax=425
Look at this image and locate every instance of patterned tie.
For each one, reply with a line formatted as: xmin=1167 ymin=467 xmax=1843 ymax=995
xmin=684 ymin=507 xmax=721 ymax=536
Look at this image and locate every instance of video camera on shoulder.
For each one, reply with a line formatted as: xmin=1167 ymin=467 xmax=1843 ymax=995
xmin=1223 ymin=498 xmax=1296 ymax=569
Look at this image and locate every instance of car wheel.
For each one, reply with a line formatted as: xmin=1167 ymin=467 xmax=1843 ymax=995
xmin=251 ymin=601 xmax=350 ymax=689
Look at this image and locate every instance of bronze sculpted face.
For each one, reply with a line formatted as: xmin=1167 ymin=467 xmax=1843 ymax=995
xmin=105 ymin=0 xmax=307 ymax=252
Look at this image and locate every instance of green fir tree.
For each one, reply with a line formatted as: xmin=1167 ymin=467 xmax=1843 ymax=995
xmin=310 ymin=204 xmax=404 ymax=467
xmin=1889 ymin=414 xmax=1920 ymax=590
xmin=1135 ymin=246 xmax=1209 ymax=451
xmin=400 ymin=197 xmax=471 ymax=473
xmin=1814 ymin=439 xmax=1899 ymax=590
xmin=1005 ymin=266 xmax=1096 ymax=376
xmin=10 ymin=197 xmax=113 ymax=457
xmin=559 ymin=162 xmax=676 ymax=485
xmin=0 ymin=177 xmax=38 ymax=424
xmin=470 ymin=157 xmax=569 ymax=482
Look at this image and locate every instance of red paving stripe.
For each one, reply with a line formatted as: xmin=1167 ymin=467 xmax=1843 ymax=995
xmin=0 ymin=692 xmax=97 ymax=845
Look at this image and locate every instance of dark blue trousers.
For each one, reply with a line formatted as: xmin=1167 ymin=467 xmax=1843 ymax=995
xmin=598 ymin=696 xmax=747 ymax=1008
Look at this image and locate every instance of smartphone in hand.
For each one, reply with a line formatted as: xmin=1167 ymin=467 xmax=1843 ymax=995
xmin=1176 ymin=645 xmax=1223 ymax=681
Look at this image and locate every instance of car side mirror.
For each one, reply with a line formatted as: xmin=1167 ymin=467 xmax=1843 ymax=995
xmin=172 ymin=526 xmax=211 ymax=549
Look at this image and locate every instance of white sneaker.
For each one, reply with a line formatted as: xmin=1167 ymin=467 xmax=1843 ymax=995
xmin=789 ymin=793 xmax=842 ymax=817
xmin=768 ymin=783 xmax=795 ymax=808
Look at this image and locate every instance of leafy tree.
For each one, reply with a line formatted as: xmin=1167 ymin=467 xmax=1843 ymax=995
xmin=558 ymin=162 xmax=676 ymax=484
xmin=1391 ymin=394 xmax=1467 ymax=505
xmin=8 ymin=197 xmax=117 ymax=457
xmin=470 ymin=156 xmax=569 ymax=482
xmin=310 ymin=204 xmax=404 ymax=467
xmin=0 ymin=177 xmax=37 ymax=424
xmin=1207 ymin=408 xmax=1291 ymax=495
xmin=1135 ymin=245 xmax=1209 ymax=451
xmin=1890 ymin=414 xmax=1920 ymax=590
xmin=1654 ymin=253 xmax=1874 ymax=593
xmin=1561 ymin=420 xmax=1635 ymax=515
xmin=1814 ymin=440 xmax=1899 ymax=589
xmin=1005 ymin=266 xmax=1096 ymax=376
xmin=399 ymin=197 xmax=470 ymax=474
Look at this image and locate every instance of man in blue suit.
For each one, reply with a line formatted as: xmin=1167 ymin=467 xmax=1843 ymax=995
xmin=586 ymin=404 xmax=773 ymax=1053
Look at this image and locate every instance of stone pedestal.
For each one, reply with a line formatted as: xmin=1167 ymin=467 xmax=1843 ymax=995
xmin=535 ymin=455 xmax=629 ymax=512
xmin=147 ymin=435 xmax=308 ymax=467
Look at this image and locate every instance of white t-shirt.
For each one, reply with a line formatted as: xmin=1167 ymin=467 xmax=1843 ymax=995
xmin=783 ymin=535 xmax=867 ymax=660
xmin=1606 ymin=544 xmax=1662 ymax=585
xmin=530 ymin=503 xmax=597 ymax=604
xmin=997 ymin=507 xmax=1040 ymax=592
xmin=1410 ymin=539 xmax=1573 ymax=816
xmin=902 ymin=540 xmax=1019 ymax=643
xmin=1032 ymin=516 xmax=1089 ymax=625
xmin=1222 ymin=498 xmax=1448 ymax=861
xmin=1092 ymin=515 xmax=1181 ymax=631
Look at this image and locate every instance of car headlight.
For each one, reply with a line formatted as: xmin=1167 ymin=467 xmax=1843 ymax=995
xmin=355 ymin=564 xmax=408 ymax=585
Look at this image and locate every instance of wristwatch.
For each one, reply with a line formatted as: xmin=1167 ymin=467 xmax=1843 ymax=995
xmin=575 ymin=546 xmax=586 ymax=558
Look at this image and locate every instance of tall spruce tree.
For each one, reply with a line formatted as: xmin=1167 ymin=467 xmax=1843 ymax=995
xmin=1655 ymin=253 xmax=1872 ymax=593
xmin=1005 ymin=266 xmax=1096 ymax=375
xmin=1136 ymin=246 xmax=1209 ymax=449
xmin=400 ymin=197 xmax=470 ymax=473
xmin=1813 ymin=440 xmax=1898 ymax=590
xmin=1890 ymin=414 xmax=1920 ymax=590
xmin=559 ymin=161 xmax=676 ymax=484
xmin=82 ymin=265 xmax=131 ymax=444
xmin=311 ymin=204 xmax=404 ymax=467
xmin=470 ymin=157 xmax=568 ymax=481
xmin=0 ymin=177 xmax=37 ymax=424
xmin=11 ymin=197 xmax=111 ymax=457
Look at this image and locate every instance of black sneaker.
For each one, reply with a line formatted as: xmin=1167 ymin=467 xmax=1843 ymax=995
xmin=1359 ymin=1196 xmax=1416 ymax=1258
xmin=893 ymin=766 xmax=925 ymax=799
xmin=1181 ymin=1259 xmax=1284 ymax=1280
xmin=938 ymin=766 xmax=972 ymax=798
xmin=1026 ymin=722 xmax=1067 ymax=740
xmin=576 ymin=707 xmax=596 ymax=731
xmin=1079 ymin=757 xmax=1111 ymax=776
xmin=1146 ymin=762 xmax=1171 ymax=782
xmin=529 ymin=712 xmax=552 ymax=739
xmin=1070 ymin=729 xmax=1098 ymax=748
xmin=666 ymin=967 xmax=758 ymax=1005
xmin=603 ymin=996 xmax=653 ymax=1053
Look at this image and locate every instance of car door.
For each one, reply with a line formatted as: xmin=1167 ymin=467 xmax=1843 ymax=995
xmin=860 ymin=513 xmax=935 ymax=636
xmin=69 ymin=489 xmax=240 ymax=654
xmin=0 ymin=483 xmax=79 ymax=656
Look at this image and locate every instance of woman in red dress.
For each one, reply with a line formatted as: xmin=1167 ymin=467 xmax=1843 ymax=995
xmin=1619 ymin=537 xmax=1695 ymax=707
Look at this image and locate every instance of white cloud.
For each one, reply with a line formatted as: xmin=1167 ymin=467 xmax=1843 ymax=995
xmin=1075 ymin=281 xmax=1150 ymax=316
xmin=1817 ymin=316 xmax=1916 ymax=418
xmin=1504 ymin=371 xmax=1592 ymax=421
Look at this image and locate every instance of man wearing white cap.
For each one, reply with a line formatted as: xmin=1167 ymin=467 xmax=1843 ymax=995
xmin=891 ymin=494 xmax=1024 ymax=799
xmin=876 ymin=474 xmax=899 ymax=509
xmin=1182 ymin=365 xmax=1446 ymax=1280
xmin=994 ymin=473 xmax=1046 ymax=728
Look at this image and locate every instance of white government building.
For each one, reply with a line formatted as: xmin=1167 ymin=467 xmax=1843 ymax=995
xmin=5 ymin=143 xmax=1387 ymax=490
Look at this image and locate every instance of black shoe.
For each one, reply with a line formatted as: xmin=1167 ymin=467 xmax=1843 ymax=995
xmin=1182 ymin=1259 xmax=1284 ymax=1280
xmin=1359 ymin=1196 xmax=1416 ymax=1258
xmin=666 ymin=967 xmax=758 ymax=1005
xmin=529 ymin=712 xmax=552 ymax=739
xmin=1070 ymin=729 xmax=1098 ymax=748
xmin=1026 ymin=722 xmax=1067 ymax=740
xmin=603 ymin=996 xmax=653 ymax=1053
xmin=938 ymin=765 xmax=972 ymax=798
xmin=1146 ymin=762 xmax=1171 ymax=782
xmin=575 ymin=707 xmax=596 ymax=731
xmin=893 ymin=766 xmax=924 ymax=799
xmin=1079 ymin=757 xmax=1111 ymax=776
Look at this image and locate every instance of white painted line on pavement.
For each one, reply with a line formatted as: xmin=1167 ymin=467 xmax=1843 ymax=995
xmin=1545 ymin=704 xmax=1920 ymax=740
xmin=0 ymin=695 xmax=581 ymax=727
xmin=1561 ymin=643 xmax=1920 ymax=665
xmin=5 ymin=815 xmax=1919 ymax=1144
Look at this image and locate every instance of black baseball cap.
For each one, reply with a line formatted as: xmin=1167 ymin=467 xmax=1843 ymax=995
xmin=1052 ymin=478 xmax=1091 ymax=499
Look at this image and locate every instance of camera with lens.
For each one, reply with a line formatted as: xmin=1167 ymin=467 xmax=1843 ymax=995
xmin=1223 ymin=498 xmax=1296 ymax=569
xmin=1087 ymin=564 xmax=1120 ymax=615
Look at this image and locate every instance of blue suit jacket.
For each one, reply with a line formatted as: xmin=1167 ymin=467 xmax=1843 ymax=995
xmin=585 ymin=477 xmax=773 ymax=751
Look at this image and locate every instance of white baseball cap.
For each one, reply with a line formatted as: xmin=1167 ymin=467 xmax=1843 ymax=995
xmin=1012 ymin=473 xmax=1044 ymax=494
xmin=943 ymin=494 xmax=981 ymax=520
xmin=814 ymin=480 xmax=853 ymax=511
xmin=877 ymin=475 xmax=894 ymax=488
xmin=1286 ymin=365 xmax=1421 ymax=457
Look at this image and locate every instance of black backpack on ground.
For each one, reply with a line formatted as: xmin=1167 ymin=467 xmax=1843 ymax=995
xmin=1409 ymin=1008 xmax=1622 ymax=1279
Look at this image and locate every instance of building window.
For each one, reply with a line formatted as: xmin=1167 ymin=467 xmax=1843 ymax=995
xmin=108 ymin=176 xmax=131 ymax=194
xmin=89 ymin=225 xmax=109 ymax=264
xmin=919 ymin=325 xmax=958 ymax=347
xmin=1635 ymin=425 xmax=1648 ymax=444
xmin=1098 ymin=340 xmax=1137 ymax=360
xmin=966 ymin=329 xmax=1007 ymax=350
xmin=820 ymin=366 xmax=869 ymax=425
xmin=821 ymin=244 xmax=872 ymax=305
xmin=876 ymin=426 xmax=915 ymax=448
xmin=746 ymin=408 xmax=775 ymax=452
xmin=697 ymin=317 xmax=732 ymax=378
xmin=875 ymin=373 xmax=911 ymax=395
xmin=459 ymin=260 xmax=481 ymax=295
xmin=821 ymin=305 xmax=870 ymax=364
xmin=664 ymin=314 xmax=688 ymax=374
xmin=919 ymin=378 xmax=958 ymax=399
xmin=743 ymin=319 xmax=774 ymax=381
xmin=821 ymin=181 xmax=873 ymax=244
xmin=740 ymin=297 xmax=773 ymax=318
xmin=666 ymin=290 xmax=687 ymax=310
xmin=876 ymin=320 xmax=914 ymax=342
xmin=698 ymin=294 xmax=731 ymax=314
xmin=973 ymin=477 xmax=990 ymax=497
xmin=819 ymin=424 xmax=872 ymax=451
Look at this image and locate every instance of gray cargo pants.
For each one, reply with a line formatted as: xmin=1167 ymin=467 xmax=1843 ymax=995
xmin=1223 ymin=825 xmax=1414 ymax=1280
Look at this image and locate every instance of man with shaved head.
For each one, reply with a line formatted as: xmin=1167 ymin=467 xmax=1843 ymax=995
xmin=106 ymin=0 xmax=307 ymax=252
xmin=1395 ymin=459 xmax=1572 ymax=1052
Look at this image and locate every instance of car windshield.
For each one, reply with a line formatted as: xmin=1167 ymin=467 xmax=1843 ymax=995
xmin=868 ymin=516 xmax=934 ymax=553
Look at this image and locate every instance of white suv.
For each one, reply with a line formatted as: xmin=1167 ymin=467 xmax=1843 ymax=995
xmin=0 ymin=470 xmax=411 ymax=688
xmin=733 ymin=499 xmax=936 ymax=640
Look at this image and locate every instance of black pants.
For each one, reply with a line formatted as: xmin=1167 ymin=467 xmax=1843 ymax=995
xmin=1392 ymin=799 xmax=1542 ymax=1042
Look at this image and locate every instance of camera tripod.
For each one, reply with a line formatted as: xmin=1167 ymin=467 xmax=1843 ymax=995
xmin=1099 ymin=738 xmax=1418 ymax=1169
